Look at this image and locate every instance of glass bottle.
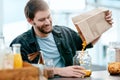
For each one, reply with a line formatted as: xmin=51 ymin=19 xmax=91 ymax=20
xmin=38 ymin=51 xmax=44 ymax=64
xmin=12 ymin=43 xmax=23 ymax=69
xmin=0 ymin=36 xmax=5 ymax=69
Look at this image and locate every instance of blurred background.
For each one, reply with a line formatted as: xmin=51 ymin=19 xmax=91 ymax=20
xmin=0 ymin=0 xmax=120 ymax=66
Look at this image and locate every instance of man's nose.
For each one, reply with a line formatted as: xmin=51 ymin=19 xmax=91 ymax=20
xmin=44 ymin=18 xmax=50 ymax=24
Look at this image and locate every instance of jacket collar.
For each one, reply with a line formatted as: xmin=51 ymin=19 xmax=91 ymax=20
xmin=27 ymin=27 xmax=37 ymax=44
xmin=52 ymin=25 xmax=62 ymax=38
xmin=25 ymin=27 xmax=40 ymax=51
xmin=27 ymin=25 xmax=62 ymax=45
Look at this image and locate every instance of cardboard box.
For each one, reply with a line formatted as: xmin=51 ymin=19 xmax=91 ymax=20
xmin=72 ymin=7 xmax=112 ymax=44
xmin=0 ymin=62 xmax=46 ymax=80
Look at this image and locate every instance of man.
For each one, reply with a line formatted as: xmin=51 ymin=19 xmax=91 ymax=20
xmin=10 ymin=0 xmax=113 ymax=78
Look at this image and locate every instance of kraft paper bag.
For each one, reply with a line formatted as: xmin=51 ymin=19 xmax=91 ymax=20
xmin=72 ymin=7 xmax=112 ymax=44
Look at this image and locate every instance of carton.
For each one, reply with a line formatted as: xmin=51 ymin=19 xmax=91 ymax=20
xmin=0 ymin=62 xmax=47 ymax=80
xmin=72 ymin=7 xmax=112 ymax=44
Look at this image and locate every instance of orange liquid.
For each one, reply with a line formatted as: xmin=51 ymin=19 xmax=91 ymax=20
xmin=14 ymin=53 xmax=23 ymax=69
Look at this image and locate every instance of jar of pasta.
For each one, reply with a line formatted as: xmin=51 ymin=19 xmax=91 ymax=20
xmin=73 ymin=50 xmax=92 ymax=77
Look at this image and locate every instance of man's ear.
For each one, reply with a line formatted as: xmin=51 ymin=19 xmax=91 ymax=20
xmin=27 ymin=18 xmax=33 ymax=25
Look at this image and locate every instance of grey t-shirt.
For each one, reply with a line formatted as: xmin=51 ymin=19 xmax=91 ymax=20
xmin=36 ymin=33 xmax=65 ymax=67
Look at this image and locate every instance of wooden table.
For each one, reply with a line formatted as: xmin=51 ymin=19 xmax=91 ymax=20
xmin=49 ymin=70 xmax=120 ymax=80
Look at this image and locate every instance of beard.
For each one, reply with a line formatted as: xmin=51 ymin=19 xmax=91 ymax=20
xmin=33 ymin=21 xmax=53 ymax=34
xmin=38 ymin=26 xmax=52 ymax=34
xmin=34 ymin=23 xmax=52 ymax=34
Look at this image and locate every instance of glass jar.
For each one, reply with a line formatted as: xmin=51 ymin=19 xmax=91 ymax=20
xmin=44 ymin=58 xmax=54 ymax=79
xmin=73 ymin=50 xmax=92 ymax=70
xmin=106 ymin=42 xmax=116 ymax=64
xmin=106 ymin=42 xmax=120 ymax=64
xmin=73 ymin=51 xmax=80 ymax=65
xmin=3 ymin=47 xmax=14 ymax=69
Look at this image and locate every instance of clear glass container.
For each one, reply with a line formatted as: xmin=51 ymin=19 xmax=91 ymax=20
xmin=3 ymin=47 xmax=14 ymax=69
xmin=106 ymin=42 xmax=116 ymax=64
xmin=73 ymin=51 xmax=80 ymax=65
xmin=0 ymin=36 xmax=14 ymax=69
xmin=12 ymin=43 xmax=23 ymax=69
xmin=106 ymin=42 xmax=120 ymax=64
xmin=44 ymin=58 xmax=54 ymax=79
xmin=0 ymin=36 xmax=5 ymax=69
xmin=73 ymin=50 xmax=92 ymax=70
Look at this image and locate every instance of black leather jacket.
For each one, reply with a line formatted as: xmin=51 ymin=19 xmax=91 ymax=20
xmin=10 ymin=25 xmax=93 ymax=66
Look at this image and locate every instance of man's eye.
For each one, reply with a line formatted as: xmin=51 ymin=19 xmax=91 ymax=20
xmin=47 ymin=16 xmax=50 ymax=19
xmin=38 ymin=19 xmax=45 ymax=22
xmin=47 ymin=15 xmax=51 ymax=19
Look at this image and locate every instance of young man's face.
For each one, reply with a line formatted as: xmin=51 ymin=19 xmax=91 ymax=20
xmin=32 ymin=10 xmax=52 ymax=34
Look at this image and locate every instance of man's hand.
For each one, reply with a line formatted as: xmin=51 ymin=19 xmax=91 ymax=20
xmin=105 ymin=10 xmax=113 ymax=25
xmin=54 ymin=65 xmax=86 ymax=78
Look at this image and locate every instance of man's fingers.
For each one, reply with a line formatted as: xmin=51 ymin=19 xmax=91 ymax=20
xmin=72 ymin=65 xmax=85 ymax=70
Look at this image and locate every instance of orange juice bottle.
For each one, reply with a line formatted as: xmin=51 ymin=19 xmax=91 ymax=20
xmin=12 ymin=44 xmax=23 ymax=69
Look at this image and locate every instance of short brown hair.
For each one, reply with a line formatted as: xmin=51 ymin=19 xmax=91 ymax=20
xmin=24 ymin=0 xmax=49 ymax=20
